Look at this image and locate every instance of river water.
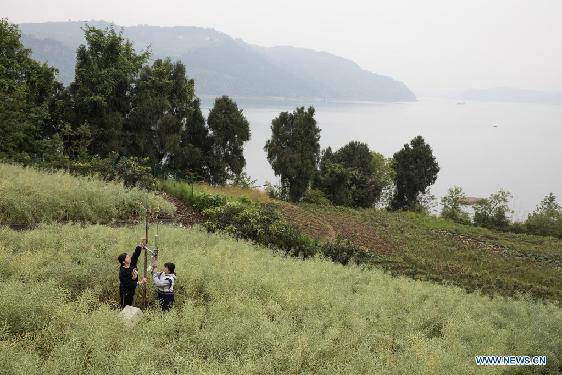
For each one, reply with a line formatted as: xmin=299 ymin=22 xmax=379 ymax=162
xmin=202 ymin=98 xmax=562 ymax=219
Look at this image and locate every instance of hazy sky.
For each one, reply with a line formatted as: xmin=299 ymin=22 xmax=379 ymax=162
xmin=2 ymin=0 xmax=561 ymax=96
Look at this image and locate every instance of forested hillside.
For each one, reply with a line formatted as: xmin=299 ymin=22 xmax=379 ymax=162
xmin=19 ymin=21 xmax=416 ymax=100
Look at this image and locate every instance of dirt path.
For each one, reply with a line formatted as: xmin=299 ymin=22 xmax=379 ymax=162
xmin=160 ymin=192 xmax=203 ymax=227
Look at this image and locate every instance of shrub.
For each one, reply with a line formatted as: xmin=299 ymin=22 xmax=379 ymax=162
xmin=302 ymin=189 xmax=332 ymax=206
xmin=525 ymin=193 xmax=562 ymax=238
xmin=264 ymin=181 xmax=288 ymax=201
xmin=203 ymin=200 xmax=317 ymax=258
xmin=441 ymin=186 xmax=471 ymax=224
xmin=35 ymin=153 xmax=157 ymax=190
xmin=320 ymin=238 xmax=375 ymax=266
xmin=160 ymin=180 xmax=227 ymax=211
xmin=473 ymin=190 xmax=513 ymax=230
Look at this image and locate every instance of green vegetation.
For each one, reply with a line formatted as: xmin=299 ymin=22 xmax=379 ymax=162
xmin=441 ymin=186 xmax=471 ymax=225
xmin=1 ymin=224 xmax=561 ymax=374
xmin=0 ymin=164 xmax=173 ymax=226
xmin=206 ymin=96 xmax=251 ymax=184
xmin=298 ymin=204 xmax=562 ymax=302
xmin=265 ymin=106 xmax=321 ymax=202
xmin=0 ymin=20 xmax=250 ymax=187
xmin=390 ymin=135 xmax=440 ymax=211
xmin=161 ymin=180 xmax=373 ymax=264
xmin=441 ymin=188 xmax=562 ymax=239
xmin=0 ymin=19 xmax=61 ymax=163
xmin=3 ymin=17 xmax=562 ymax=374
xmin=314 ymin=141 xmax=384 ymax=208
xmin=163 ymin=179 xmax=562 ymax=303
xmin=526 ymin=193 xmax=562 ymax=238
xmin=473 ymin=190 xmax=513 ymax=231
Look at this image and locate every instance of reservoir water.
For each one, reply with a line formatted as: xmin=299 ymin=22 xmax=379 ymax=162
xmin=202 ymin=98 xmax=562 ymax=219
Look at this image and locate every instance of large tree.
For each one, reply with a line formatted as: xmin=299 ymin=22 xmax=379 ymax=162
xmin=390 ymin=135 xmax=439 ymax=210
xmin=206 ymin=96 xmax=250 ymax=184
xmin=315 ymin=141 xmax=382 ymax=207
xmin=126 ymin=58 xmax=207 ymax=177
xmin=69 ymin=25 xmax=149 ymax=156
xmin=265 ymin=106 xmax=320 ymax=202
xmin=170 ymin=98 xmax=211 ymax=180
xmin=0 ymin=19 xmax=62 ymax=162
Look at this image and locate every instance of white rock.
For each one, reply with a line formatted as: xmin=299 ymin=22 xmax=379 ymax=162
xmin=119 ymin=305 xmax=143 ymax=326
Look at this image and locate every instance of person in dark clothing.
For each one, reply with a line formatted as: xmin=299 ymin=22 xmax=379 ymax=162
xmin=117 ymin=240 xmax=145 ymax=308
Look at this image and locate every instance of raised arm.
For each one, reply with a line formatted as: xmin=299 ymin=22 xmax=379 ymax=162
xmin=130 ymin=245 xmax=142 ymax=269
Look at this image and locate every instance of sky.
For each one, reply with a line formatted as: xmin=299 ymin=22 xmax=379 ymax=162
xmin=2 ymin=0 xmax=562 ymax=96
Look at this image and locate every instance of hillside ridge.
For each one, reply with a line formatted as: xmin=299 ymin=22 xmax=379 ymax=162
xmin=19 ymin=20 xmax=416 ymax=101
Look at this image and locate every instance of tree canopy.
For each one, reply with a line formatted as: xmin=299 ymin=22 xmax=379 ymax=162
xmin=69 ymin=25 xmax=150 ymax=156
xmin=207 ymin=96 xmax=251 ymax=185
xmin=525 ymin=193 xmax=562 ymax=238
xmin=314 ymin=141 xmax=384 ymax=208
xmin=390 ymin=136 xmax=439 ymax=211
xmin=473 ymin=190 xmax=513 ymax=230
xmin=0 ymin=19 xmax=61 ymax=162
xmin=265 ymin=107 xmax=320 ymax=202
xmin=441 ymin=186 xmax=471 ymax=224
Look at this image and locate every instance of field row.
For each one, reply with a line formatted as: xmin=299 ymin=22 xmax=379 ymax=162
xmin=1 ymin=224 xmax=561 ymax=374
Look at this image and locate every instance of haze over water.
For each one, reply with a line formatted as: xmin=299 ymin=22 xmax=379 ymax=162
xmin=204 ymin=98 xmax=562 ymax=219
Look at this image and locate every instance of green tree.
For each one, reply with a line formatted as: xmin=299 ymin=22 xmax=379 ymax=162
xmin=315 ymin=141 xmax=382 ymax=207
xmin=60 ymin=122 xmax=92 ymax=159
xmin=0 ymin=19 xmax=60 ymax=162
xmin=370 ymin=151 xmax=395 ymax=207
xmin=265 ymin=107 xmax=320 ymax=202
xmin=126 ymin=58 xmax=206 ymax=178
xmin=441 ymin=186 xmax=471 ymax=224
xmin=390 ymin=136 xmax=439 ymax=211
xmin=473 ymin=190 xmax=513 ymax=230
xmin=207 ymin=96 xmax=251 ymax=185
xmin=525 ymin=193 xmax=562 ymax=238
xmin=69 ymin=25 xmax=149 ymax=157
xmin=171 ymin=98 xmax=211 ymax=181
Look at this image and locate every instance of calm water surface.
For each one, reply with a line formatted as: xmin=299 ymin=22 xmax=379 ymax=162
xmin=203 ymin=98 xmax=562 ymax=219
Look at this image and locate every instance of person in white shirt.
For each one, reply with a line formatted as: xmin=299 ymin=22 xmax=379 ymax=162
xmin=147 ymin=260 xmax=176 ymax=311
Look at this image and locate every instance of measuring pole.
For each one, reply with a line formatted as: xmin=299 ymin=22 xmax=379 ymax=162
xmin=142 ymin=199 xmax=149 ymax=309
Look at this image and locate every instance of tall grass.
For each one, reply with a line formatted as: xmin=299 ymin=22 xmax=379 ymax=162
xmin=1 ymin=224 xmax=560 ymax=374
xmin=0 ymin=164 xmax=174 ymax=226
xmin=160 ymin=179 xmax=273 ymax=204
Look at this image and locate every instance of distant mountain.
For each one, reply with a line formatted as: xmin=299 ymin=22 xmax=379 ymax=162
xmin=460 ymin=87 xmax=562 ymax=105
xmin=21 ymin=34 xmax=76 ymax=84
xmin=19 ymin=21 xmax=416 ymax=101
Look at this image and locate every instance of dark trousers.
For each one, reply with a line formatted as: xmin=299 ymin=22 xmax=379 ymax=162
xmin=157 ymin=291 xmax=174 ymax=311
xmin=120 ymin=289 xmax=135 ymax=308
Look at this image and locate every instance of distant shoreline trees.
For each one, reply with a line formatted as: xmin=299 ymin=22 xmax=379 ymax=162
xmin=263 ymin=109 xmax=439 ymax=211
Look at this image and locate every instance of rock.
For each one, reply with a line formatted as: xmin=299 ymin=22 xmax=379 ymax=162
xmin=119 ymin=305 xmax=143 ymax=326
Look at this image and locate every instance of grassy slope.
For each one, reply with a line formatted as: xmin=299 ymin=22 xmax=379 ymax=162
xmin=0 ymin=163 xmax=174 ymax=226
xmin=180 ymin=183 xmax=562 ymax=303
xmin=1 ymin=224 xmax=561 ymax=374
xmin=298 ymin=205 xmax=562 ymax=302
